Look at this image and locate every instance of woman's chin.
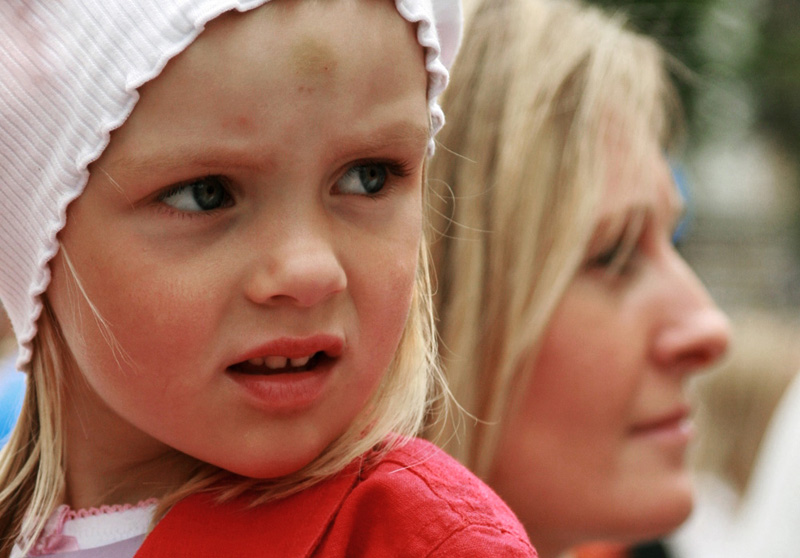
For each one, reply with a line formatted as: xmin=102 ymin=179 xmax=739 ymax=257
xmin=537 ymin=484 xmax=695 ymax=555
xmin=613 ymin=488 xmax=695 ymax=543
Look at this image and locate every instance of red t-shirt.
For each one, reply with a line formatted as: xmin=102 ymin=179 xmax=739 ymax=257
xmin=135 ymin=438 xmax=536 ymax=557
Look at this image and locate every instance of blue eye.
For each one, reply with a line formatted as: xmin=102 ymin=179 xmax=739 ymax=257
xmin=336 ymin=164 xmax=388 ymax=195
xmin=160 ymin=176 xmax=232 ymax=212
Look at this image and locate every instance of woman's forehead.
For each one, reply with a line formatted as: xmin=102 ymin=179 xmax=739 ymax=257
xmin=595 ymin=149 xmax=683 ymax=229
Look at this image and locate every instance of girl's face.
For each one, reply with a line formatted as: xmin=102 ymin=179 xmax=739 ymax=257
xmin=486 ymin=135 xmax=730 ymax=555
xmin=48 ymin=0 xmax=429 ymax=496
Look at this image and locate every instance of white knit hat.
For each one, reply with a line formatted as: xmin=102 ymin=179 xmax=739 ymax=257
xmin=0 ymin=0 xmax=462 ymax=370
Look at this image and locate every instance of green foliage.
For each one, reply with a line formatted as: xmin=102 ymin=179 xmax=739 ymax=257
xmin=588 ymin=0 xmax=800 ymax=173
xmin=749 ymin=0 xmax=800 ymax=157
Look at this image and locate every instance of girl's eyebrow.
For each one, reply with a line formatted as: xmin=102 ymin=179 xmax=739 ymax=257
xmin=357 ymin=121 xmax=430 ymax=153
xmin=106 ymin=148 xmax=278 ymax=175
xmin=105 ymin=121 xmax=430 ymax=174
xmin=326 ymin=120 xmax=431 ymax=163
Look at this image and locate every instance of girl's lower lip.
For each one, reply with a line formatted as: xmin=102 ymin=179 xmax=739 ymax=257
xmin=227 ymin=361 xmax=334 ymax=413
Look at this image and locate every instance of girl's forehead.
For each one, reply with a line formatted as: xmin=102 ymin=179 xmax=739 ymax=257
xmin=178 ymin=1 xmax=414 ymax=79
xmin=101 ymin=0 xmax=430 ymax=173
xmin=291 ymin=37 xmax=339 ymax=77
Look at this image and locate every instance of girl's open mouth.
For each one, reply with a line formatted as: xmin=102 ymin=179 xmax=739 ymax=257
xmin=228 ymin=351 xmax=334 ymax=375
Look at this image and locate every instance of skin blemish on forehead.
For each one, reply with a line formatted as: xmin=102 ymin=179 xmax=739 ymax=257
xmin=290 ymin=37 xmax=338 ymax=92
xmin=222 ymin=114 xmax=255 ymax=133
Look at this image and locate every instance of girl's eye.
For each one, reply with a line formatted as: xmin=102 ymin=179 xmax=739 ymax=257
xmin=159 ymin=176 xmax=233 ymax=212
xmin=335 ymin=163 xmax=388 ymax=195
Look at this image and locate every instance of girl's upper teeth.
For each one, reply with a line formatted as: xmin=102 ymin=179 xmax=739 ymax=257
xmin=290 ymin=356 xmax=310 ymax=368
xmin=265 ymin=356 xmax=288 ymax=369
xmin=247 ymin=355 xmax=313 ymax=369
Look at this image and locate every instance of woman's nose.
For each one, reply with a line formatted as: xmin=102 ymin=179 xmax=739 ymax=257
xmin=243 ymin=221 xmax=347 ymax=309
xmin=651 ymin=253 xmax=731 ymax=374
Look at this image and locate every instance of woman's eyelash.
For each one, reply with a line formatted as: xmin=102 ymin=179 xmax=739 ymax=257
xmin=588 ymin=242 xmax=623 ymax=268
xmin=586 ymin=231 xmax=640 ymax=275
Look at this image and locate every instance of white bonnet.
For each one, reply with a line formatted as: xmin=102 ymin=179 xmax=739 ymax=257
xmin=0 ymin=0 xmax=462 ymax=369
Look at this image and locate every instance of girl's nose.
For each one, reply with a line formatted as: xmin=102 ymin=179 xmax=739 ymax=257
xmin=243 ymin=226 xmax=347 ymax=309
xmin=651 ymin=255 xmax=731 ymax=374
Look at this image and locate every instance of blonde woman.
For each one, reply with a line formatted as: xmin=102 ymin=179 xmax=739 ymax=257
xmin=427 ymin=0 xmax=730 ymax=556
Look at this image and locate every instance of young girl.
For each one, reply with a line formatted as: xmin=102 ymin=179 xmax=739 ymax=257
xmin=0 ymin=1 xmax=535 ymax=556
xmin=426 ymin=0 xmax=730 ymax=556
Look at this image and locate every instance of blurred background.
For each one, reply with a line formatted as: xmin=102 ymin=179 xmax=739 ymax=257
xmin=587 ymin=0 xmax=800 ymax=319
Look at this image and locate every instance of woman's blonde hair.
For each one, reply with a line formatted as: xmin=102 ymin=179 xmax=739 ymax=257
xmin=0 ymin=198 xmax=441 ymax=556
xmin=426 ymin=0 xmax=682 ymax=476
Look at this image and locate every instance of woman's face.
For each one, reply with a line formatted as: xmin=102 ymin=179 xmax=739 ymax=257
xmin=486 ymin=135 xmax=730 ymax=555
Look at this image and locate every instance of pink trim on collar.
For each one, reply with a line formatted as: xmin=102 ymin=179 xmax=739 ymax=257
xmin=66 ymin=498 xmax=158 ymax=520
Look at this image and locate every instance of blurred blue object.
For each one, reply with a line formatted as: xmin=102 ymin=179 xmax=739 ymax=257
xmin=670 ymin=161 xmax=691 ymax=245
xmin=0 ymin=354 xmax=25 ymax=447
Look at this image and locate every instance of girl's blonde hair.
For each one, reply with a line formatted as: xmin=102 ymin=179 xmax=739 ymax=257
xmin=0 ymin=189 xmax=441 ymax=557
xmin=426 ymin=0 xmax=682 ymax=476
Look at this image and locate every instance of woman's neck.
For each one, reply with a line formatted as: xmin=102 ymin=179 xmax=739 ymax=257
xmin=534 ymin=541 xmax=570 ymax=558
xmin=529 ymin=532 xmax=586 ymax=558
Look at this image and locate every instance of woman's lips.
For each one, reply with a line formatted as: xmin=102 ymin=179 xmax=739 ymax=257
xmin=630 ymin=407 xmax=691 ymax=437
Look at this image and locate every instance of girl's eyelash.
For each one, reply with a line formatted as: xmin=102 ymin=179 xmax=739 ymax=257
xmin=354 ymin=159 xmax=413 ymax=179
xmin=155 ymin=175 xmax=234 ymax=218
xmin=387 ymin=160 xmax=413 ymax=177
xmin=153 ymin=160 xmax=414 ymax=217
xmin=334 ymin=159 xmax=416 ymax=200
xmin=158 ymin=185 xmax=184 ymax=201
